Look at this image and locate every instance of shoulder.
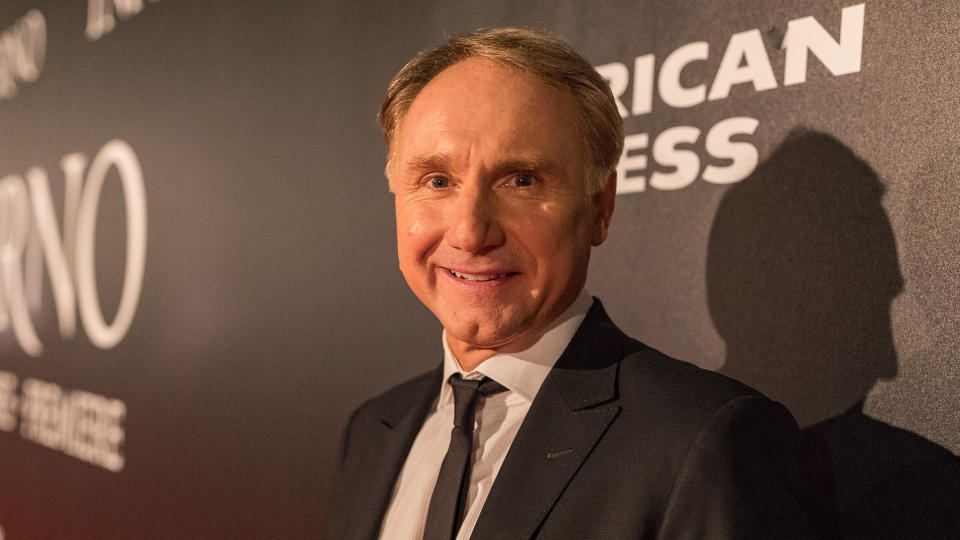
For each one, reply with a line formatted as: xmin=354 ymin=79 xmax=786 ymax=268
xmin=623 ymin=347 xmax=815 ymax=537
xmin=615 ymin=339 xmax=798 ymax=441
xmin=620 ymin=341 xmax=759 ymax=406
xmin=614 ymin=342 xmax=808 ymax=495
xmin=348 ymin=367 xmax=442 ymax=428
xmin=574 ymin=299 xmax=781 ymax=424
xmin=337 ymin=367 xmax=440 ymax=466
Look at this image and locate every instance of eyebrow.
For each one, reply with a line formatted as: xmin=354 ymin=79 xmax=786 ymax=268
xmin=405 ymin=153 xmax=452 ymax=173
xmin=402 ymin=153 xmax=562 ymax=177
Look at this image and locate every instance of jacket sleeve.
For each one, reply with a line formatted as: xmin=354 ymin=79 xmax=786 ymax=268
xmin=657 ymin=395 xmax=820 ymax=540
xmin=327 ymin=405 xmax=362 ymax=540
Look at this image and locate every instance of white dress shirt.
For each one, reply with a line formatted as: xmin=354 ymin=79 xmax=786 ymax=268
xmin=379 ymin=289 xmax=593 ymax=540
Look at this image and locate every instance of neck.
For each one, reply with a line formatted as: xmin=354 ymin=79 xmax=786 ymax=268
xmin=449 ymin=343 xmax=495 ymax=373
xmin=446 ymin=330 xmax=546 ymax=372
xmin=445 ymin=289 xmax=592 ymax=372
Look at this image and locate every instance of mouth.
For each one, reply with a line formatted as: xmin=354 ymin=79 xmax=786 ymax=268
xmin=444 ymin=268 xmax=518 ymax=283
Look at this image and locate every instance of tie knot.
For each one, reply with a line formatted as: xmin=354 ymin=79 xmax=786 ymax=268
xmin=448 ymin=374 xmax=507 ymax=430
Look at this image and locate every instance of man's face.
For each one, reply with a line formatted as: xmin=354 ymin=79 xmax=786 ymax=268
xmin=390 ymin=58 xmax=615 ymax=357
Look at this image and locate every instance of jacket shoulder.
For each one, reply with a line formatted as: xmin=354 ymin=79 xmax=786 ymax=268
xmin=337 ymin=367 xmax=440 ymax=474
xmin=575 ymin=299 xmax=767 ymax=415
xmin=349 ymin=367 xmax=441 ymax=428
xmin=613 ymin=340 xmax=796 ymax=447
xmin=620 ymin=342 xmax=760 ymax=407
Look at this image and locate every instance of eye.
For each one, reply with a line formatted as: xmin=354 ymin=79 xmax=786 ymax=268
xmin=507 ymin=174 xmax=537 ymax=188
xmin=427 ymin=175 xmax=451 ymax=189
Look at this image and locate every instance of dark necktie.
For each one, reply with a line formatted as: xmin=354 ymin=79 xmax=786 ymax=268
xmin=422 ymin=374 xmax=507 ymax=540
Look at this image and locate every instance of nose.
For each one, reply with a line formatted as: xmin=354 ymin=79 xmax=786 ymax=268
xmin=445 ymin=183 xmax=505 ymax=254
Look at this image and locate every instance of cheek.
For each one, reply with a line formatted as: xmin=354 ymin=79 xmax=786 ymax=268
xmin=404 ymin=213 xmax=429 ymax=237
xmin=512 ymin=205 xmax=592 ymax=276
xmin=525 ymin=202 xmax=590 ymax=248
xmin=396 ymin=205 xmax=444 ymax=263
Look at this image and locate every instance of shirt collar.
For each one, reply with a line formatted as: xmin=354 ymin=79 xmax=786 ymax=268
xmin=439 ymin=288 xmax=593 ymax=407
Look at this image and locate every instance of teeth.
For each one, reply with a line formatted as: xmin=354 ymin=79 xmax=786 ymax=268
xmin=449 ymin=269 xmax=507 ymax=282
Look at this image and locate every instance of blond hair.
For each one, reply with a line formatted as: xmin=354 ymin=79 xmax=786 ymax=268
xmin=379 ymin=27 xmax=623 ymax=194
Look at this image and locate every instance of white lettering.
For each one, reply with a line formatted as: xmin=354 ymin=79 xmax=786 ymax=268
xmin=0 ymin=371 xmax=18 ymax=432
xmin=60 ymin=153 xmax=88 ymax=275
xmin=659 ymin=42 xmax=709 ymax=108
xmin=631 ymin=54 xmax=655 ymax=116
xmin=0 ymin=141 xmax=147 ymax=355
xmin=708 ymin=29 xmax=778 ymax=101
xmin=702 ymin=117 xmax=761 ymax=184
xmin=595 ymin=62 xmax=630 ymax=118
xmin=27 ymin=167 xmax=78 ymax=340
xmin=86 ymin=0 xmax=159 ymax=41
xmin=616 ymin=133 xmax=650 ymax=194
xmin=19 ymin=378 xmax=126 ymax=472
xmin=75 ymin=140 xmax=148 ymax=349
xmin=0 ymin=9 xmax=46 ymax=101
xmin=593 ymin=3 xmax=863 ymax=195
xmin=0 ymin=175 xmax=43 ymax=356
xmin=649 ymin=126 xmax=701 ymax=191
xmin=784 ymin=3 xmax=865 ymax=85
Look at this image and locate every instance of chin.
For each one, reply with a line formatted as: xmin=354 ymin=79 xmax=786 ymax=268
xmin=443 ymin=318 xmax=498 ymax=345
xmin=442 ymin=311 xmax=531 ymax=350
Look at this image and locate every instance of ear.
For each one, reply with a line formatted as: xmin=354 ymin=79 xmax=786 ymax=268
xmin=385 ymin=157 xmax=397 ymax=193
xmin=591 ymin=170 xmax=617 ymax=246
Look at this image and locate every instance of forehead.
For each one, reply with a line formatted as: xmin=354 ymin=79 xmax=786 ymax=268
xmin=393 ymin=58 xmax=583 ymax=173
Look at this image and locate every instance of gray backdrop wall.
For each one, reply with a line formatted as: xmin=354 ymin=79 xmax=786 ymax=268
xmin=0 ymin=0 xmax=957 ymax=538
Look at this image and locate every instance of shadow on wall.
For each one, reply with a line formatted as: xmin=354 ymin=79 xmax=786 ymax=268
xmin=706 ymin=130 xmax=960 ymax=539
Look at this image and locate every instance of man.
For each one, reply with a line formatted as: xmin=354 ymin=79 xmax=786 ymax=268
xmin=332 ymin=28 xmax=819 ymax=539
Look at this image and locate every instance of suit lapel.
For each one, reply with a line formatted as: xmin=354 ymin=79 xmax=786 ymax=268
xmin=471 ymin=301 xmax=630 ymax=539
xmin=345 ymin=366 xmax=442 ymax=540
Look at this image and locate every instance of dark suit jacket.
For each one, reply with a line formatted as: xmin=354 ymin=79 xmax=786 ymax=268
xmin=331 ymin=300 xmax=818 ymax=539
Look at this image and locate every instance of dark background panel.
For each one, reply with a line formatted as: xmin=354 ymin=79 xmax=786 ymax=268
xmin=0 ymin=1 xmax=957 ymax=538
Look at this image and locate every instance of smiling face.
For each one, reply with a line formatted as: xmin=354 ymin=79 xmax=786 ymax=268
xmin=389 ymin=58 xmax=616 ymax=367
